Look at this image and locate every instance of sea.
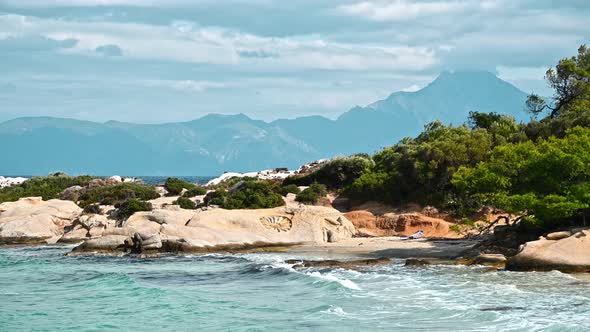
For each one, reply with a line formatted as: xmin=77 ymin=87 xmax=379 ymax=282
xmin=1 ymin=245 xmax=589 ymax=331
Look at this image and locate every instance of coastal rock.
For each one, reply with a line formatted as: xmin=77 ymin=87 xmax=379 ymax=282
xmin=506 ymin=231 xmax=590 ymax=272
xmin=58 ymin=186 xmax=84 ymax=201
xmin=285 ymin=258 xmax=391 ymax=270
xmin=545 ymin=231 xmax=572 ymax=241
xmin=73 ymin=235 xmax=130 ymax=252
xmin=60 ymin=225 xmax=89 ymax=243
xmin=344 ymin=209 xmax=461 ymax=239
xmin=405 ymin=258 xmax=431 ymax=266
xmin=473 ymin=254 xmax=507 ymax=267
xmin=0 ymin=176 xmax=27 ymax=188
xmin=74 ymin=205 xmax=356 ymax=254
xmin=0 ymin=197 xmax=82 ymax=244
xmin=0 ymin=214 xmax=62 ymax=244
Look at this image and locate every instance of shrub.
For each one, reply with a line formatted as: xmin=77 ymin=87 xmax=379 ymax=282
xmin=278 ymin=184 xmax=301 ymax=196
xmin=182 ymin=186 xmax=207 ymax=198
xmin=164 ymin=177 xmax=197 ymax=196
xmin=78 ymin=183 xmax=159 ymax=207
xmin=83 ymin=204 xmax=102 ymax=214
xmin=116 ymin=198 xmax=152 ymax=220
xmin=0 ymin=174 xmax=97 ymax=203
xmin=449 ymin=224 xmax=462 ymax=234
xmin=223 ymin=181 xmax=284 ymax=209
xmin=173 ymin=197 xmax=197 ymax=209
xmin=204 ymin=190 xmax=229 ymax=206
xmin=295 ymin=183 xmax=327 ymax=204
xmin=283 ymin=156 xmax=373 ymax=189
xmin=203 ymin=181 xmax=285 ymax=209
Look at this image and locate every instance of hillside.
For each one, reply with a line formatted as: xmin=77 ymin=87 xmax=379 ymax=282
xmin=0 ymin=71 xmax=530 ymax=175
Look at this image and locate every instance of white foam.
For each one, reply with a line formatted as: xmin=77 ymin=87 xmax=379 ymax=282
xmin=306 ymin=271 xmax=361 ymax=290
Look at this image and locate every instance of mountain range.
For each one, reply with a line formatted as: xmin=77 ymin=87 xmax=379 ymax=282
xmin=0 ymin=70 xmax=531 ymax=176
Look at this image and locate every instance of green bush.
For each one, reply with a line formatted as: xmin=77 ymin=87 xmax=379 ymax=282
xmin=164 ymin=177 xmax=197 ymax=196
xmin=223 ymin=181 xmax=284 ymax=209
xmin=0 ymin=174 xmax=96 ymax=203
xmin=284 ymin=156 xmax=373 ymax=189
xmin=83 ymin=204 xmax=102 ymax=214
xmin=182 ymin=186 xmax=207 ymax=198
xmin=278 ymin=184 xmax=301 ymax=196
xmin=78 ymin=183 xmax=159 ymax=207
xmin=203 ymin=181 xmax=285 ymax=209
xmin=173 ymin=197 xmax=197 ymax=209
xmin=295 ymin=183 xmax=328 ymax=204
xmin=116 ymin=198 xmax=152 ymax=220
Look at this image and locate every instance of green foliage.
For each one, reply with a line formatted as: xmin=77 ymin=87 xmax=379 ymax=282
xmin=83 ymin=204 xmax=102 ymax=214
xmin=164 ymin=177 xmax=197 ymax=196
xmin=453 ymin=127 xmax=590 ymax=224
xmin=204 ymin=190 xmax=229 ymax=206
xmin=295 ymin=183 xmax=328 ymax=204
xmin=182 ymin=186 xmax=207 ymax=198
xmin=348 ymin=121 xmax=496 ymax=206
xmin=223 ymin=181 xmax=284 ymax=209
xmin=449 ymin=224 xmax=462 ymax=234
xmin=283 ymin=155 xmax=374 ymax=189
xmin=173 ymin=197 xmax=197 ymax=209
xmin=0 ymin=174 xmax=96 ymax=203
xmin=78 ymin=183 xmax=159 ymax=207
xmin=278 ymin=184 xmax=301 ymax=196
xmin=203 ymin=181 xmax=284 ymax=209
xmin=116 ymin=198 xmax=152 ymax=220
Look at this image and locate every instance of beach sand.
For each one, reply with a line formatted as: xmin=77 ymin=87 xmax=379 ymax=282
xmin=288 ymin=236 xmax=477 ymax=260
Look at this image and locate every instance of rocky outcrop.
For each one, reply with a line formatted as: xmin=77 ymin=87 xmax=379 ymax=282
xmin=506 ymin=230 xmax=590 ymax=272
xmin=344 ymin=209 xmax=462 ymax=238
xmin=0 ymin=197 xmax=82 ymax=244
xmin=72 ymin=205 xmax=356 ymax=254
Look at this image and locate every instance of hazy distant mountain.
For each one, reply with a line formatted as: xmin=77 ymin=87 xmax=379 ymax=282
xmin=0 ymin=71 xmax=530 ymax=175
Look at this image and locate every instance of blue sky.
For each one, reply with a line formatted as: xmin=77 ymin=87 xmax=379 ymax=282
xmin=0 ymin=0 xmax=588 ymax=123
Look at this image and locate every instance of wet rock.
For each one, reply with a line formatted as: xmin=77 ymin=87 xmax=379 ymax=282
xmin=285 ymin=258 xmax=391 ymax=270
xmin=473 ymin=254 xmax=507 ymax=267
xmin=404 ymin=258 xmax=431 ymax=266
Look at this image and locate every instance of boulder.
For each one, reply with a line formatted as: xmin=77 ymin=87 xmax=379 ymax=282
xmin=74 ymin=205 xmax=356 ymax=254
xmin=73 ymin=235 xmax=130 ymax=252
xmin=473 ymin=254 xmax=507 ymax=267
xmin=0 ymin=214 xmax=62 ymax=244
xmin=506 ymin=231 xmax=590 ymax=272
xmin=545 ymin=231 xmax=572 ymax=241
xmin=0 ymin=197 xmax=82 ymax=244
xmin=60 ymin=225 xmax=89 ymax=243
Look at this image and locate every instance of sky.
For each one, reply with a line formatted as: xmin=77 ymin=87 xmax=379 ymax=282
xmin=0 ymin=0 xmax=588 ymax=123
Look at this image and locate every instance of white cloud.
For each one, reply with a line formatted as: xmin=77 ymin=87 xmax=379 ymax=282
xmin=144 ymin=80 xmax=226 ymax=92
xmin=337 ymin=0 xmax=474 ymax=22
xmin=0 ymin=14 xmax=438 ymax=72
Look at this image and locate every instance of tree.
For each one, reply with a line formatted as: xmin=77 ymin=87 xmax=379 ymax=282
xmin=452 ymin=127 xmax=590 ymax=226
xmin=526 ymin=44 xmax=590 ymax=119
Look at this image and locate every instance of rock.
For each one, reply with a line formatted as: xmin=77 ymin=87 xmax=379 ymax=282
xmin=60 ymin=225 xmax=89 ymax=243
xmin=142 ymin=234 xmax=162 ymax=250
xmin=74 ymin=205 xmax=356 ymax=254
xmin=473 ymin=254 xmax=507 ymax=267
xmin=58 ymin=185 xmax=83 ymax=201
xmin=285 ymin=258 xmax=391 ymax=270
xmin=506 ymin=231 xmax=590 ymax=272
xmin=545 ymin=231 xmax=572 ymax=241
xmin=72 ymin=235 xmax=130 ymax=252
xmin=106 ymin=176 xmax=122 ymax=184
xmin=0 ymin=214 xmax=62 ymax=244
xmin=154 ymin=186 xmax=168 ymax=197
xmin=0 ymin=176 xmax=28 ymax=188
xmin=405 ymin=258 xmax=431 ymax=266
xmin=0 ymin=198 xmax=82 ymax=244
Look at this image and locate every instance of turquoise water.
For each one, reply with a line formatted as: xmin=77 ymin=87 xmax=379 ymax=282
xmin=1 ymin=246 xmax=589 ymax=331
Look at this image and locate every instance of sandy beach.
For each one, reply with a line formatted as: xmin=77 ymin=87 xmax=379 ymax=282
xmin=288 ymin=237 xmax=477 ymax=260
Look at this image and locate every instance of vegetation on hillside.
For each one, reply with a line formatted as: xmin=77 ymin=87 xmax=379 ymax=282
xmin=78 ymin=183 xmax=159 ymax=207
xmin=0 ymin=174 xmax=96 ymax=203
xmin=203 ymin=180 xmax=284 ymax=209
xmin=295 ymin=183 xmax=328 ymax=204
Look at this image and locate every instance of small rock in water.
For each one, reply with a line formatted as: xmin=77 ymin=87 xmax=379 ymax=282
xmin=404 ymin=258 xmax=431 ymax=266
